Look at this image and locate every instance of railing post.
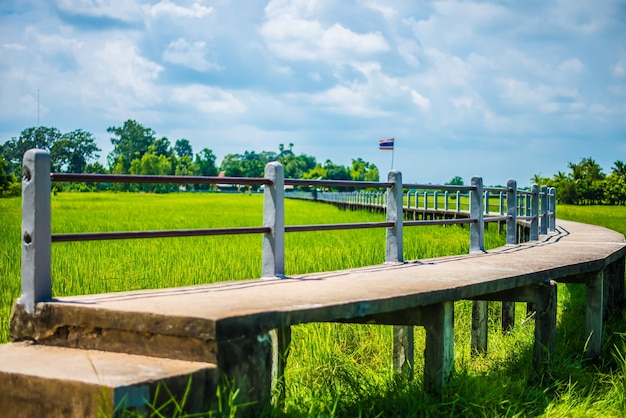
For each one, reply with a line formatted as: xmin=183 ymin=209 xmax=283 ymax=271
xmin=433 ymin=191 xmax=439 ymax=211
xmin=19 ymin=149 xmax=52 ymax=314
xmin=456 ymin=191 xmax=461 ymax=212
xmin=506 ymin=179 xmax=517 ymax=245
xmin=386 ymin=170 xmax=403 ymax=263
xmin=484 ymin=190 xmax=490 ymax=215
xmin=548 ymin=187 xmax=556 ymax=232
xmin=470 ymin=177 xmax=484 ymax=253
xmin=444 ymin=191 xmax=449 ymax=211
xmin=262 ymin=162 xmax=285 ymax=278
xmin=540 ymin=186 xmax=548 ymax=235
xmin=530 ymin=184 xmax=539 ymax=241
xmin=423 ymin=191 xmax=428 ymax=210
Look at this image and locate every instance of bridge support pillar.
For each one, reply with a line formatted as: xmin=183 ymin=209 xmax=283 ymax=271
xmin=271 ymin=326 xmax=292 ymax=406
xmin=604 ymin=257 xmax=625 ymax=319
xmin=216 ymin=331 xmax=274 ymax=410
xmin=532 ymin=280 xmax=557 ymax=373
xmin=585 ymin=270 xmax=604 ymax=361
xmin=423 ymin=301 xmax=454 ymax=392
xmin=471 ymin=301 xmax=488 ymax=354
xmin=393 ymin=325 xmax=414 ymax=378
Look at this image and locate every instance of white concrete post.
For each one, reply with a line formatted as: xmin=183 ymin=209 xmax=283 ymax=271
xmin=19 ymin=149 xmax=52 ymax=314
xmin=499 ymin=192 xmax=505 ymax=215
xmin=548 ymin=187 xmax=556 ymax=232
xmin=262 ymin=162 xmax=285 ymax=278
xmin=484 ymin=190 xmax=490 ymax=215
xmin=456 ymin=191 xmax=461 ymax=212
xmin=470 ymin=177 xmax=484 ymax=253
xmin=540 ymin=186 xmax=548 ymax=236
xmin=434 ymin=191 xmax=439 ymax=211
xmin=506 ymin=179 xmax=517 ymax=245
xmin=444 ymin=191 xmax=449 ymax=211
xmin=530 ymin=184 xmax=539 ymax=241
xmin=386 ymin=170 xmax=403 ymax=263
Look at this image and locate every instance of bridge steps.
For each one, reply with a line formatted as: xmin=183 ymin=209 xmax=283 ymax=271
xmin=0 ymin=342 xmax=217 ymax=417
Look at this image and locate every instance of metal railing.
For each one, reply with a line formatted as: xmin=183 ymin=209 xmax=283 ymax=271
xmin=18 ymin=149 xmax=556 ymax=314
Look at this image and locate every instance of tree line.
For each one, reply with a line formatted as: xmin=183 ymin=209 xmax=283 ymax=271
xmin=0 ymin=120 xmax=379 ymax=194
xmin=532 ymin=157 xmax=626 ymax=205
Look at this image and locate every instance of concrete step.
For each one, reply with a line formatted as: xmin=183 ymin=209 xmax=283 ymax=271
xmin=0 ymin=342 xmax=218 ymax=418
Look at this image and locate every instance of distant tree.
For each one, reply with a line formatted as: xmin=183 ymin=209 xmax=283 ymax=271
xmin=0 ymin=126 xmax=100 ymax=175
xmin=612 ymin=160 xmax=626 ymax=178
xmin=152 ymin=137 xmax=173 ymax=158
xmin=0 ymin=153 xmax=16 ymax=195
xmin=220 ymin=154 xmax=246 ymax=177
xmin=129 ymin=147 xmax=173 ymax=193
xmin=445 ymin=176 xmax=464 ymax=186
xmin=350 ymin=158 xmax=379 ymax=182
xmin=194 ymin=148 xmax=218 ymax=177
xmin=531 ymin=173 xmax=549 ymax=185
xmin=280 ymin=149 xmax=316 ymax=179
xmin=174 ymin=139 xmax=194 ymax=159
xmin=107 ymin=120 xmax=156 ymax=172
xmin=50 ymin=129 xmax=101 ymax=173
xmin=0 ymin=126 xmax=63 ymax=175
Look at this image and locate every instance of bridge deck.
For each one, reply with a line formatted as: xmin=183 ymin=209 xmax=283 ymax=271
xmin=12 ymin=219 xmax=625 ymax=343
xmin=8 ymin=219 xmax=626 ymax=411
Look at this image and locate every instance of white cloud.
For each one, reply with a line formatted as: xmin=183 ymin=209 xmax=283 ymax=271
xmin=410 ymin=90 xmax=430 ymax=110
xmin=2 ymin=43 xmax=27 ymax=51
xmin=147 ymin=0 xmax=213 ymax=18
xmin=171 ymin=85 xmax=246 ymax=114
xmin=450 ymin=97 xmax=473 ymax=109
xmin=260 ymin=1 xmax=389 ymax=63
xmin=558 ymin=58 xmax=585 ymax=74
xmin=162 ymin=38 xmax=220 ymax=72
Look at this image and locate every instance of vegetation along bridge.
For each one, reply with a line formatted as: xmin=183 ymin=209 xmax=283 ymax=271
xmin=1 ymin=149 xmax=625 ymax=416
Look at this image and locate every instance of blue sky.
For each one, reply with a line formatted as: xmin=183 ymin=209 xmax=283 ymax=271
xmin=1 ymin=0 xmax=625 ymax=186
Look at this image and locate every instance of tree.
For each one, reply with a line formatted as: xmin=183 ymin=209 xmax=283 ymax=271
xmin=194 ymin=148 xmax=218 ymax=177
xmin=174 ymin=139 xmax=194 ymax=159
xmin=107 ymin=120 xmax=156 ymax=172
xmin=0 ymin=126 xmax=63 ymax=175
xmin=612 ymin=160 xmax=626 ymax=179
xmin=0 ymin=153 xmax=16 ymax=195
xmin=50 ymin=129 xmax=101 ymax=173
xmin=129 ymin=148 xmax=173 ymax=193
xmin=445 ymin=176 xmax=464 ymax=186
xmin=350 ymin=158 xmax=379 ymax=182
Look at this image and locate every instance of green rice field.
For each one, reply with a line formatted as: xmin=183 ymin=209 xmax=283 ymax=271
xmin=0 ymin=194 xmax=625 ymax=417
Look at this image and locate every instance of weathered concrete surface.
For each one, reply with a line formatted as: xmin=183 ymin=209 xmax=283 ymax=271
xmin=11 ymin=220 xmax=624 ymax=350
xmin=7 ymin=219 xmax=625 ymax=410
xmin=0 ymin=342 xmax=217 ymax=417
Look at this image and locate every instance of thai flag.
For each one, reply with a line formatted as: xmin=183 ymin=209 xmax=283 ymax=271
xmin=378 ymin=138 xmax=394 ymax=150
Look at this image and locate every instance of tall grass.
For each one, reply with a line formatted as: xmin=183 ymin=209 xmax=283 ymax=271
xmin=0 ymin=195 xmax=624 ymax=416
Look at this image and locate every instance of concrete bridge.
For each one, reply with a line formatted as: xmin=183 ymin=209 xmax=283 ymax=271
xmin=1 ymin=149 xmax=625 ymax=416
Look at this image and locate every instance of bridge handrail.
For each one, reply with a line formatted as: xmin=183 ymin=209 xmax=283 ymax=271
xmin=18 ymin=149 xmax=555 ymax=314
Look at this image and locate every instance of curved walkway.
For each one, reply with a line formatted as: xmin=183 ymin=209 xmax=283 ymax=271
xmin=5 ymin=219 xmax=625 ymax=413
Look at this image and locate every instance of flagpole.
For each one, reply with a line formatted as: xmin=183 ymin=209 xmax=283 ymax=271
xmin=391 ymin=138 xmax=395 ymax=171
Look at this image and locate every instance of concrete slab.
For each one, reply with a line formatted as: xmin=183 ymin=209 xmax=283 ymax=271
xmin=9 ymin=221 xmax=626 ymax=359
xmin=0 ymin=342 xmax=217 ymax=418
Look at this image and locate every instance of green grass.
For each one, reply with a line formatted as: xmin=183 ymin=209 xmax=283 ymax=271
xmin=1 ymin=195 xmax=625 ymax=417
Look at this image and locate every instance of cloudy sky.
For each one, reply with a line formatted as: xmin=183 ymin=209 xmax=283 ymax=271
xmin=1 ymin=0 xmax=625 ymax=186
